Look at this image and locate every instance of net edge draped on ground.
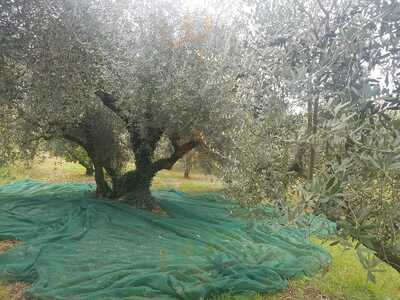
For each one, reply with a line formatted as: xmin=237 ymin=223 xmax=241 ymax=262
xmin=0 ymin=181 xmax=333 ymax=299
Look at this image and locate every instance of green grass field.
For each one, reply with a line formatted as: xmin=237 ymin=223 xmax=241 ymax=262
xmin=0 ymin=158 xmax=399 ymax=300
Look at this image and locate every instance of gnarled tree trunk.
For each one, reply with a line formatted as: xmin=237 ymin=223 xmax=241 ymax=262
xmin=111 ymin=136 xmax=197 ymax=209
xmin=95 ymin=90 xmax=200 ymax=210
xmin=113 ymin=168 xmax=157 ymax=209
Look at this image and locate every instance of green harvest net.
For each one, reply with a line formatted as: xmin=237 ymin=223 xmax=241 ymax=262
xmin=0 ymin=181 xmax=334 ymax=299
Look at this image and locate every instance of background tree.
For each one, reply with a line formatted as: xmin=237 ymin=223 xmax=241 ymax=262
xmin=182 ymin=150 xmax=196 ymax=179
xmin=220 ymin=0 xmax=400 ymax=273
xmin=50 ymin=141 xmax=94 ymax=176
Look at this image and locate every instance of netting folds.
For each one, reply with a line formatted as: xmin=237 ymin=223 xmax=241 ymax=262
xmin=0 ymin=181 xmax=332 ymax=299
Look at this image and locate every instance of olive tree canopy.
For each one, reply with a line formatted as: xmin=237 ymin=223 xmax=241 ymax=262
xmin=0 ymin=0 xmax=242 ymax=208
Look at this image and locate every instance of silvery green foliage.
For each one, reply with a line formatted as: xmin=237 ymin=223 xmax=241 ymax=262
xmin=0 ymin=106 xmax=41 ymax=167
xmin=94 ymin=0 xmax=241 ymax=140
xmin=218 ymin=108 xmax=300 ymax=207
xmin=221 ymin=0 xmax=400 ymax=274
xmin=0 ymin=0 xmax=107 ymax=145
xmin=298 ymin=101 xmax=400 ymax=273
xmin=0 ymin=0 xmax=241 ymax=162
xmin=234 ymin=0 xmax=400 ymax=203
xmin=244 ymin=0 xmax=399 ymax=107
xmin=0 ymin=108 xmax=21 ymax=166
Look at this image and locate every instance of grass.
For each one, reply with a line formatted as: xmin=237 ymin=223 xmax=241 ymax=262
xmin=0 ymin=157 xmax=223 ymax=192
xmin=0 ymin=157 xmax=399 ymax=300
xmin=0 ymin=157 xmax=93 ymax=185
xmin=155 ymin=169 xmax=223 ymax=193
xmin=217 ymin=240 xmax=400 ymax=300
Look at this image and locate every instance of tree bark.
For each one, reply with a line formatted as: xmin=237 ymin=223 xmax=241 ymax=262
xmin=325 ymin=207 xmax=400 ymax=274
xmin=289 ymin=142 xmax=306 ymax=177
xmin=308 ymin=96 xmax=319 ymax=180
xmin=113 ymin=168 xmax=157 ymax=209
xmin=368 ymin=239 xmax=400 ymax=273
xmin=93 ymin=160 xmax=111 ymax=196
xmin=184 ymin=162 xmax=191 ymax=178
xmin=95 ymin=90 xmax=199 ymax=209
xmin=75 ymin=158 xmax=94 ymax=177
xmin=183 ymin=150 xmax=195 ymax=178
xmin=85 ymin=165 xmax=94 ymax=176
xmin=111 ymin=139 xmax=198 ymax=209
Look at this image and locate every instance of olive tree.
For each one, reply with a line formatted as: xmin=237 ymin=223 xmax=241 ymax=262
xmin=244 ymin=0 xmax=399 ymax=176
xmin=221 ymin=0 xmax=400 ymax=273
xmin=0 ymin=0 xmax=240 ymax=209
xmin=299 ymin=101 xmax=400 ymax=274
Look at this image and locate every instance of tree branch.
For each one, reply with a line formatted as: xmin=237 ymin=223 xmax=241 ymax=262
xmin=62 ymin=133 xmax=88 ymax=152
xmin=315 ymin=0 xmax=330 ymax=19
xmin=368 ymin=239 xmax=400 ymax=273
xmin=153 ymin=140 xmax=198 ymax=171
xmin=95 ymin=90 xmax=129 ymax=123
